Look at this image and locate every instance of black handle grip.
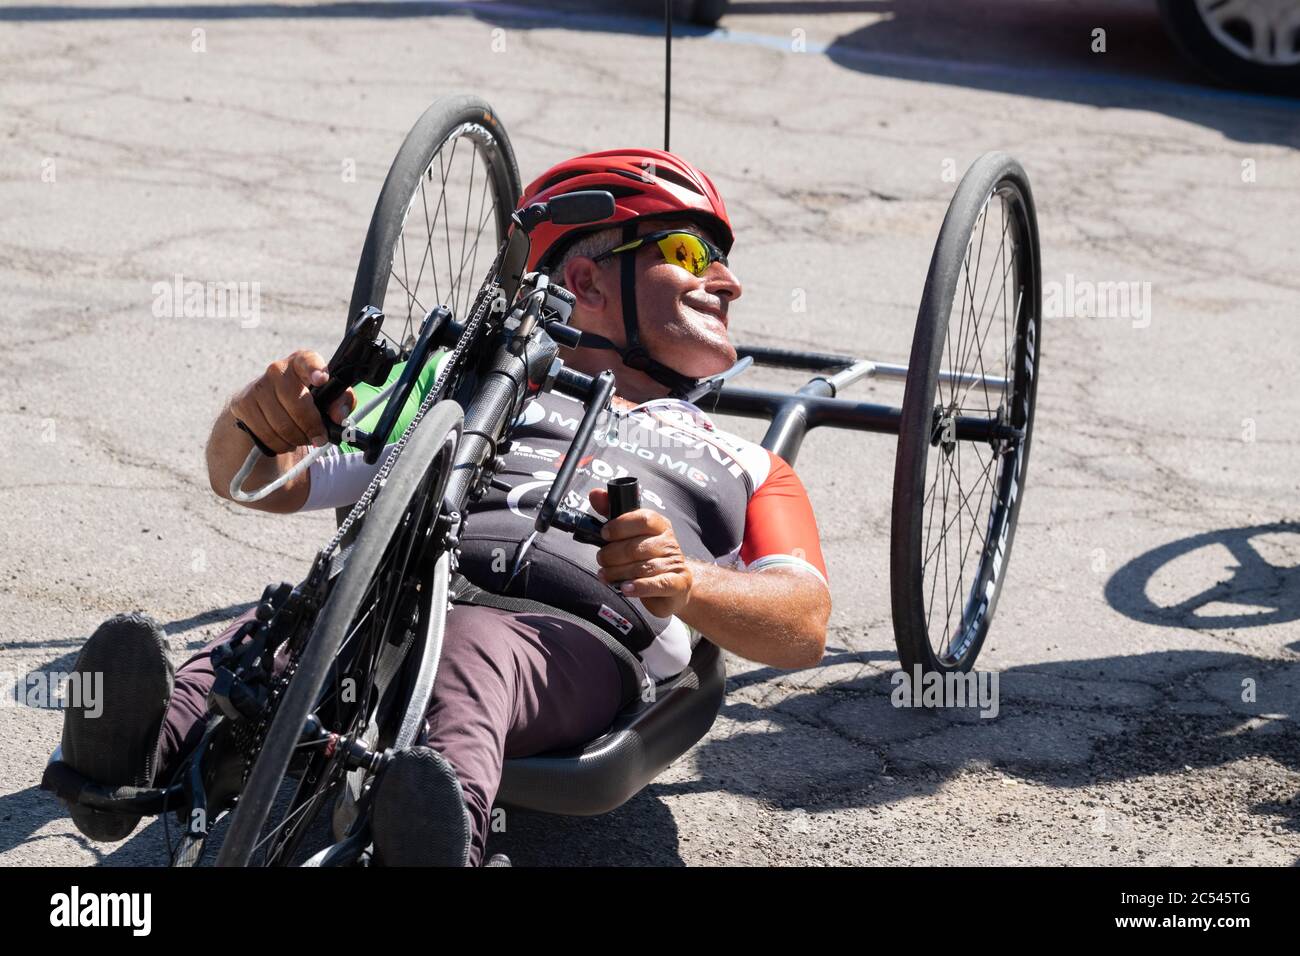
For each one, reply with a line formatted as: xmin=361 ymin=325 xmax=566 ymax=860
xmin=555 ymin=476 xmax=640 ymax=547
xmin=310 ymin=306 xmax=399 ymax=444
xmin=606 ymin=476 xmax=640 ymax=519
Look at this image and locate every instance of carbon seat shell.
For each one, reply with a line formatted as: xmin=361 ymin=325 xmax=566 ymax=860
xmin=497 ymin=639 xmax=725 ymax=815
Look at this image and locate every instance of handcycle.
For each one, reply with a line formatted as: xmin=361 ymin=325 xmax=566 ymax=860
xmin=42 ymin=94 xmax=1040 ymax=865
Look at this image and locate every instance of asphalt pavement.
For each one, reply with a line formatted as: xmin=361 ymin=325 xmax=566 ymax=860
xmin=1 ymin=0 xmax=1297 ymax=866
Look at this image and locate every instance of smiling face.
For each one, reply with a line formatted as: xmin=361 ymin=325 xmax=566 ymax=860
xmin=558 ymin=216 xmax=743 ymax=402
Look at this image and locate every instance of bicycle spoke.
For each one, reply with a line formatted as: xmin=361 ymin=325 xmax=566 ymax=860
xmin=955 ymin=235 xmax=1015 ymax=413
xmin=951 ymin=201 xmax=990 ymax=405
xmin=411 ymin=176 xmax=440 ymax=337
xmin=939 ymin=453 xmax=952 ymax=651
xmin=397 ymin=231 xmax=416 ymax=330
xmin=925 ymin=458 xmax=944 ymax=635
xmin=922 ymin=451 xmax=945 ymax=632
xmin=452 ymin=189 xmax=499 ymax=313
xmin=257 ymin=775 xmax=335 ymax=864
xmin=953 ymin=210 xmax=1013 ymax=411
xmin=418 ymin=169 xmax=451 ymax=329
xmin=439 ymin=147 xmax=457 ymax=317
xmin=456 ymin=147 xmax=476 ymax=316
xmin=388 ymin=265 xmax=429 ymax=322
xmin=955 ymin=438 xmax=965 ymax=640
xmin=464 ymin=167 xmax=494 ymax=307
xmin=922 ymin=452 xmax=998 ymax=571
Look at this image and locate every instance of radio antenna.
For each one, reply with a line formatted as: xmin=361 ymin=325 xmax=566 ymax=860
xmin=663 ymin=0 xmax=672 ymax=151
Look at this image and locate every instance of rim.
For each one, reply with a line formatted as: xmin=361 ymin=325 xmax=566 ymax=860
xmin=919 ymin=183 xmax=1033 ymax=668
xmin=1194 ymin=0 xmax=1300 ymax=67
xmin=384 ymin=122 xmax=511 ymax=350
xmin=251 ymin=431 xmax=455 ymax=865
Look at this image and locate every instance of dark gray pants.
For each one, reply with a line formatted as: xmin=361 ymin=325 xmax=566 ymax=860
xmin=157 ymin=604 xmax=624 ymax=866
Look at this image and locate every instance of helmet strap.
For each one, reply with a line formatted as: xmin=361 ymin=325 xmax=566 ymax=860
xmin=588 ymin=222 xmax=704 ymax=400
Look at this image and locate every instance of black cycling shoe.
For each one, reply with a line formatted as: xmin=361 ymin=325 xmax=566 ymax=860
xmin=371 ymin=746 xmax=472 ymax=867
xmin=59 ymin=613 xmax=173 ymax=842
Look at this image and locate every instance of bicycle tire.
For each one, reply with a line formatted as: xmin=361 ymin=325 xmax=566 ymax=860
xmin=215 ymin=400 xmax=464 ymax=866
xmin=335 ymin=94 xmax=519 ymax=535
xmin=347 ymin=94 xmax=522 ymax=344
xmin=890 ymin=152 xmax=1041 ymax=675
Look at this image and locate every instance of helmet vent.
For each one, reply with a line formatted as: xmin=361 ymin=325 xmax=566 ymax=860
xmin=534 ymin=168 xmax=587 ymax=192
xmin=650 ymin=165 xmax=704 ymax=194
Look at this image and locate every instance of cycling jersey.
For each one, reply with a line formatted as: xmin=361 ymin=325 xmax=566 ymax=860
xmin=301 ymin=363 xmax=827 ymax=680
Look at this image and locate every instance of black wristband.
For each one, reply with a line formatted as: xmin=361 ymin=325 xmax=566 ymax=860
xmin=234 ymin=418 xmax=276 ymax=457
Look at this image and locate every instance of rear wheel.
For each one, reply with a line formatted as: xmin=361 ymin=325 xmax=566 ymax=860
xmin=890 ymin=152 xmax=1041 ymax=675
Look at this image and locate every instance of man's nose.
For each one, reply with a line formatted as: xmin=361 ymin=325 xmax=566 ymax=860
xmin=705 ymin=261 xmax=742 ymax=302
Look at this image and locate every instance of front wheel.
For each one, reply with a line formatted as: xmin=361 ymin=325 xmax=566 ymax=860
xmin=349 ymin=94 xmax=522 ymax=348
xmin=890 ymin=152 xmax=1041 ymax=675
xmin=215 ymin=401 xmax=464 ymax=866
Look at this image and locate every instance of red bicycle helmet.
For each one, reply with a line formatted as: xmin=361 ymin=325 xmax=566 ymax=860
xmin=519 ymin=147 xmax=733 ymax=272
xmin=515 ymin=148 xmax=736 ymax=400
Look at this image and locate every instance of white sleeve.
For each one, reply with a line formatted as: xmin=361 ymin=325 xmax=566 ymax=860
xmin=300 ymin=444 xmax=393 ymax=511
xmin=637 ymin=615 xmax=694 ymax=682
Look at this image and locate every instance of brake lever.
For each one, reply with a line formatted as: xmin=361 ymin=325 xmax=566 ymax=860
xmin=311 ymin=306 xmax=401 ymax=445
xmin=502 ymin=367 xmax=617 ymax=581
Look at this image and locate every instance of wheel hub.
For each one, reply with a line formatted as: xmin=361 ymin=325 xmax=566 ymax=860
xmin=930 ymin=403 xmax=958 ymax=456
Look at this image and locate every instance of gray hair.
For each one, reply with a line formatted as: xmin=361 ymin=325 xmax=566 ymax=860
xmin=545 ymin=225 xmax=624 ymax=281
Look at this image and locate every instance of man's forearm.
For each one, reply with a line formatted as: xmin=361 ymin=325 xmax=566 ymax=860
xmin=677 ymin=560 xmax=829 ymax=669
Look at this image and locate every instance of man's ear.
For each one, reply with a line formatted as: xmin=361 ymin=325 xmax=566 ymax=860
xmin=561 ymin=257 xmax=611 ymax=313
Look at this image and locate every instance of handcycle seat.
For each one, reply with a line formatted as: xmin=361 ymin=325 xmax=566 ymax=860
xmin=498 ymin=637 xmax=725 ymax=816
xmin=430 ymin=575 xmax=728 ymax=817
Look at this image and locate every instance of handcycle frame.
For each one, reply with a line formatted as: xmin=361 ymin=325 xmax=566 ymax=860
xmin=42 ymin=116 xmax=1038 ymax=860
xmin=712 ymin=345 xmax=1016 ymax=467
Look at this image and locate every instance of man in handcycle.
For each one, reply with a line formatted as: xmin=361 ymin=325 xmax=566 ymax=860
xmin=57 ymin=150 xmax=831 ymax=866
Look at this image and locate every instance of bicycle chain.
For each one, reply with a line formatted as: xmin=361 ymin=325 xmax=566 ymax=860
xmin=238 ymin=276 xmax=502 ymax=782
xmin=320 ymin=279 xmax=500 ymax=560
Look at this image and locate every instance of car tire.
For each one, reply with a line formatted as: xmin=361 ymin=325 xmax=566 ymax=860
xmin=1158 ymin=0 xmax=1300 ymax=96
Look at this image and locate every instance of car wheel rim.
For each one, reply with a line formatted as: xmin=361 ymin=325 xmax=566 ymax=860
xmin=1194 ymin=0 xmax=1300 ymax=67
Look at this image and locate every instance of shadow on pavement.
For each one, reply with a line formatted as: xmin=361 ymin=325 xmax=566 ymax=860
xmin=7 ymin=640 xmax=1295 ymax=864
xmin=1106 ymin=522 xmax=1300 ymax=631
xmin=807 ymin=1 xmax=1299 ymax=147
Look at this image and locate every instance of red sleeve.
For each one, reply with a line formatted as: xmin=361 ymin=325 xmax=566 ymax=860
xmin=739 ymin=450 xmax=828 ymax=584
